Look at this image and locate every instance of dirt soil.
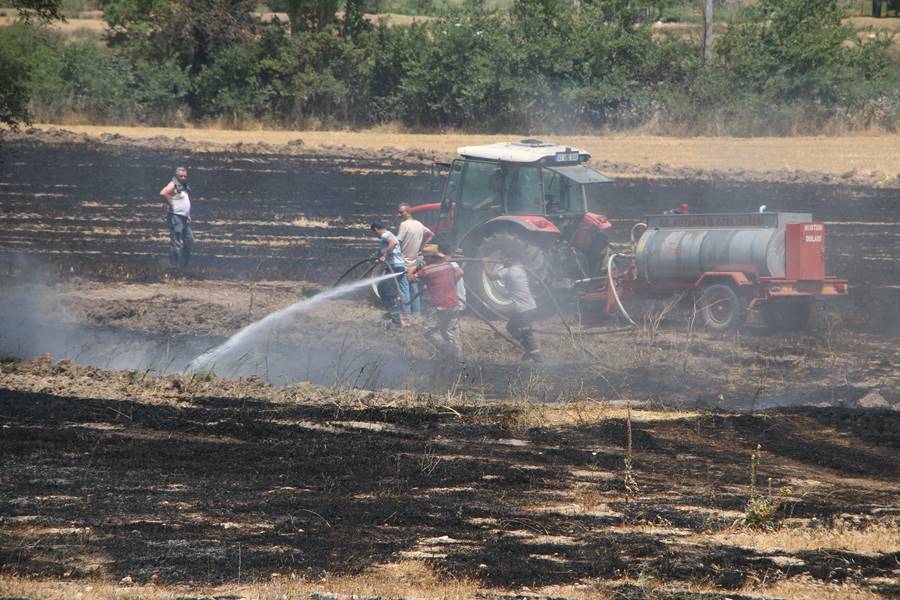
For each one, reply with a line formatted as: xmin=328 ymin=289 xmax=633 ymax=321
xmin=1 ymin=277 xmax=898 ymax=411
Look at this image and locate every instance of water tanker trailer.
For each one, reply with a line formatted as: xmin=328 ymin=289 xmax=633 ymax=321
xmin=586 ymin=211 xmax=848 ymax=331
xmin=402 ymin=140 xmax=847 ymax=333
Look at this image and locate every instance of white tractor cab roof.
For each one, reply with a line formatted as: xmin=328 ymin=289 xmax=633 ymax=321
xmin=458 ymin=139 xmax=591 ymax=165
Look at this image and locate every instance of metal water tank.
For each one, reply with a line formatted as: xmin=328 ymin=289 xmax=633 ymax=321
xmin=635 ymin=212 xmax=812 ymax=282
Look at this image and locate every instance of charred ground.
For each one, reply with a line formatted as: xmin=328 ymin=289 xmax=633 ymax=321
xmin=1 ymin=358 xmax=898 ymax=599
xmin=0 ymin=136 xmax=898 ymax=598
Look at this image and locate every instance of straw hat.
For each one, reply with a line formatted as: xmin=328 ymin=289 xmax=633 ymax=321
xmin=422 ymin=243 xmax=443 ymax=257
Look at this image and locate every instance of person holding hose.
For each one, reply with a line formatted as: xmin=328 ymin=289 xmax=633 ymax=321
xmin=415 ymin=243 xmax=464 ymax=362
xmin=370 ymin=222 xmax=407 ymax=327
xmin=483 ymin=252 xmax=542 ymax=364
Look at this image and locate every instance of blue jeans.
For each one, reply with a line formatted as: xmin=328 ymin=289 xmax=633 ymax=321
xmin=167 ymin=213 xmax=193 ymax=270
xmin=387 ymin=263 xmax=409 ymax=315
xmin=407 ymin=278 xmax=422 ymax=317
xmin=378 ymin=271 xmax=402 ymax=326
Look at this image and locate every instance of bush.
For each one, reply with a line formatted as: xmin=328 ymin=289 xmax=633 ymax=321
xmin=0 ymin=30 xmax=33 ymax=127
xmin=59 ymin=42 xmax=139 ymax=121
xmin=0 ymin=24 xmax=65 ymax=124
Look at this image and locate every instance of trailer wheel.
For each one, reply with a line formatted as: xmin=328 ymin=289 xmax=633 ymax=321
xmin=469 ymin=232 xmax=549 ymax=319
xmin=699 ymin=284 xmax=747 ymax=331
xmin=762 ymin=298 xmax=812 ymax=333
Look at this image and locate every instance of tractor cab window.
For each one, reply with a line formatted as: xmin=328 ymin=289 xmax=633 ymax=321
xmin=545 ymin=165 xmax=612 ymax=214
xmin=458 ymin=161 xmax=501 ymax=209
xmin=450 ymin=160 xmax=503 ymax=238
xmin=543 ymin=169 xmax=581 ymax=214
xmin=442 ymin=160 xmax=465 ymax=209
xmin=505 ymin=165 xmax=543 ymax=215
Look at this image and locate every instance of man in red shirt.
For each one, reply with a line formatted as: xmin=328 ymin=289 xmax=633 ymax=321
xmin=415 ymin=243 xmax=464 ymax=362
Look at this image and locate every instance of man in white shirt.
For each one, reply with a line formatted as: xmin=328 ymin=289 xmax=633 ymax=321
xmin=396 ymin=203 xmax=434 ymax=319
xmin=159 ymin=167 xmax=193 ymax=272
xmin=484 ymin=252 xmax=542 ymax=364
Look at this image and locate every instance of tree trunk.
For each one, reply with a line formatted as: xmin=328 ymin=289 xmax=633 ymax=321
xmin=703 ymin=0 xmax=715 ymax=64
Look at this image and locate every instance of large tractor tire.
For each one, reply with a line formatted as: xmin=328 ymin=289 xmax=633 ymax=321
xmin=762 ymin=298 xmax=812 ymax=333
xmin=467 ymin=232 xmax=549 ymax=319
xmin=698 ymin=283 xmax=747 ymax=332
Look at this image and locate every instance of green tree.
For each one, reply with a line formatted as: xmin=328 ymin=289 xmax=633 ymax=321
xmin=716 ymin=0 xmax=890 ymax=103
xmin=285 ymin=0 xmax=338 ymax=35
xmin=104 ymin=0 xmax=259 ymax=114
xmin=1 ymin=1 xmax=63 ymax=127
xmin=0 ymin=34 xmax=32 ymax=127
xmin=10 ymin=0 xmax=62 ymax=21
xmin=105 ymin=0 xmax=259 ymax=71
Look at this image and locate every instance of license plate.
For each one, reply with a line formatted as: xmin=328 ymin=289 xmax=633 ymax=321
xmin=555 ymin=151 xmax=580 ymax=162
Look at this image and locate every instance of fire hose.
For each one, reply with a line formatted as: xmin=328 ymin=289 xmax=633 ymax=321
xmin=607 ymin=253 xmax=638 ymax=327
xmin=336 ymin=253 xmax=631 ymax=357
xmin=334 ymin=257 xmax=378 ymax=287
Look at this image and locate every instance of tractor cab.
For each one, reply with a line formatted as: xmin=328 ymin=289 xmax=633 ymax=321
xmin=411 ymin=139 xmax=616 ymax=317
xmin=433 ymin=140 xmax=613 ymax=244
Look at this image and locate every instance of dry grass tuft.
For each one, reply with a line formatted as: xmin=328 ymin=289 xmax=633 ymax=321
xmin=715 ymin=521 xmax=900 ymax=554
xmin=291 ymin=215 xmax=332 ymax=228
xmin=748 ymin=576 xmax=888 ymax=600
xmin=0 ymin=562 xmax=480 ymax=600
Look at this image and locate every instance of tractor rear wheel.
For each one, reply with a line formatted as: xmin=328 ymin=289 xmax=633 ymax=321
xmin=698 ymin=283 xmax=747 ymax=331
xmin=467 ymin=232 xmax=549 ymax=319
xmin=762 ymin=298 xmax=812 ymax=333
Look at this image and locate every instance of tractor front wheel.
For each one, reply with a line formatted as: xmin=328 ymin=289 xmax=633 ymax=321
xmin=468 ymin=232 xmax=549 ymax=319
xmin=698 ymin=284 xmax=747 ymax=332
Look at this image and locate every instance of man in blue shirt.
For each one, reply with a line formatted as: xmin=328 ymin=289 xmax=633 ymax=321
xmin=371 ymin=222 xmax=407 ymax=327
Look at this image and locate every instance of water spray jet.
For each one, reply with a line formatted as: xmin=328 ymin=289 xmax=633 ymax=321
xmin=185 ymin=272 xmax=396 ymax=375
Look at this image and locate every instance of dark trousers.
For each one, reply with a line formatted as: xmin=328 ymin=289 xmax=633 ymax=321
xmin=507 ymin=309 xmax=539 ymax=355
xmin=167 ymin=213 xmax=193 ymax=269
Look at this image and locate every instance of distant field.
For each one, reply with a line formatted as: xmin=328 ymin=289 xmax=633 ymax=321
xmin=31 ymin=124 xmax=900 ymax=183
xmin=2 ymin=9 xmax=899 ymax=38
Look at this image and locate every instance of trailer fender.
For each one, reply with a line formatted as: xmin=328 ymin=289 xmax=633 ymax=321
xmin=695 ymin=272 xmax=753 ymax=289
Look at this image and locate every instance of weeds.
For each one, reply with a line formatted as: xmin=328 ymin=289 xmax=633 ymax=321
xmin=419 ymin=440 xmax=442 ymax=477
xmin=742 ymin=444 xmax=793 ymax=530
xmin=496 ymin=369 xmax=553 ymax=433
xmin=623 ymin=404 xmax=640 ymax=503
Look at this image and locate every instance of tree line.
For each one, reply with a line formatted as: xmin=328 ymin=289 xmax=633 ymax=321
xmin=1 ymin=0 xmax=897 ymax=134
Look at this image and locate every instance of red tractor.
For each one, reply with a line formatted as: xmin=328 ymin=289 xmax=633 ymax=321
xmin=411 ymin=139 xmax=615 ymax=317
xmin=410 ymin=139 xmax=848 ymax=331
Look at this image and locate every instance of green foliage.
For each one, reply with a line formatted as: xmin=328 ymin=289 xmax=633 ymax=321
xmin=11 ymin=0 xmax=63 ymax=21
xmin=285 ymin=0 xmax=338 ymax=34
xmin=104 ymin=0 xmax=260 ymax=69
xmin=59 ymin=42 xmax=139 ymax=120
xmin=705 ymin=0 xmax=898 ymax=132
xmin=0 ymin=24 xmax=65 ymax=125
xmin=5 ymin=0 xmax=897 ymax=133
xmin=0 ymin=29 xmax=33 ymax=127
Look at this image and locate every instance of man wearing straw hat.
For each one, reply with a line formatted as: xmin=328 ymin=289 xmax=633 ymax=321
xmin=415 ymin=243 xmax=464 ymax=362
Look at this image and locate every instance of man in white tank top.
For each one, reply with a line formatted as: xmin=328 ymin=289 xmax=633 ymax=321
xmin=159 ymin=167 xmax=194 ymax=272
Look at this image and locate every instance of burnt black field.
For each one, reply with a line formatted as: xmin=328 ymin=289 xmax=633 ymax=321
xmin=0 ymin=142 xmax=900 ymax=286
xmin=1 ymin=139 xmax=897 ymax=317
